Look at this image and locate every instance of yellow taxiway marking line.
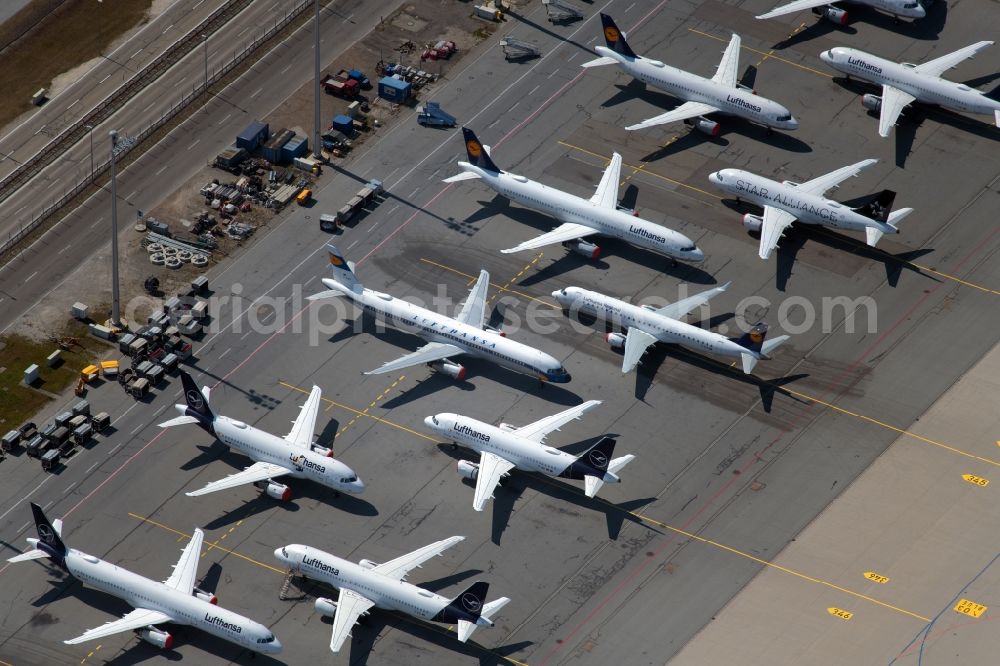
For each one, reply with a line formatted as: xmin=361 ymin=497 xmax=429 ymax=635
xmin=627 ymin=509 xmax=930 ymax=622
xmin=419 ymin=257 xmax=561 ymax=309
xmin=489 ymin=253 xmax=544 ymax=306
xmin=128 ymin=513 xmax=286 ymax=574
xmin=688 ymin=27 xmax=833 ymax=79
xmin=205 ymin=519 xmax=244 ymax=555
xmin=907 ymin=263 xmax=1000 ymax=296
xmin=335 ymin=374 xmax=406 ymax=434
xmin=280 ymin=382 xmax=438 ymax=442
xmin=130 ymin=513 xmax=529 ymax=665
xmin=558 ymin=140 xmax=723 ymax=201
xmin=784 ymin=388 xmax=1000 ymax=469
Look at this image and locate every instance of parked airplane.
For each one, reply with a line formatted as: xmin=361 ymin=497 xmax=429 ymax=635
xmin=582 ymin=14 xmax=798 ymax=134
xmin=819 ymin=42 xmax=1000 ymax=137
xmin=307 ymin=244 xmax=572 ymax=382
xmin=160 ymin=370 xmax=365 ymax=501
xmin=756 ymin=0 xmax=926 ymax=24
xmin=423 ymin=401 xmax=635 ymax=511
xmin=707 ymin=159 xmax=913 ymax=259
xmin=273 ymin=536 xmax=510 ymax=652
xmin=552 ymin=283 xmax=790 ymax=374
xmin=443 ymin=128 xmax=704 ymax=263
xmin=9 ymin=503 xmax=281 ymax=654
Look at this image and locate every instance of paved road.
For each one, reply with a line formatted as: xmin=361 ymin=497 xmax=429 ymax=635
xmin=0 ymin=0 xmax=998 ymax=664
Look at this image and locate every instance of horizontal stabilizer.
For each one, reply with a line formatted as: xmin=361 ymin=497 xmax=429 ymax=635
xmin=7 ymin=547 xmax=50 ymax=563
xmin=443 ymin=171 xmax=481 ymax=183
xmin=306 ymin=289 xmax=344 ymax=301
xmin=865 ymin=207 xmax=911 ymax=247
xmin=482 ymin=596 xmax=511 ymax=621
xmin=158 ymin=415 xmax=200 ymax=428
xmin=581 ymin=55 xmax=617 ymax=68
xmin=457 ymin=619 xmax=476 ymax=643
xmin=761 ymin=335 xmax=789 ymax=357
xmin=740 ymin=352 xmax=758 ymax=375
xmin=609 ymin=453 xmax=636 ymax=475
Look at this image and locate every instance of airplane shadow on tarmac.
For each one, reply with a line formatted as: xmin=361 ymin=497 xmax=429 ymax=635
xmin=719 ymin=198 xmax=940 ymax=292
xmin=770 ymin=2 xmax=945 ymax=50
xmin=434 ymin=443 xmax=660 ymax=546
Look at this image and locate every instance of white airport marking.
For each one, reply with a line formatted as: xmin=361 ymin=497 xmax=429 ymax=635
xmin=303 ymin=275 xmax=317 ymax=287
xmin=132 ymin=48 xmax=143 ymax=59
xmin=386 ymin=204 xmax=400 ymax=215
xmin=625 ymin=1 xmax=635 ymax=10
xmin=130 ymin=424 xmax=143 ymax=435
xmin=42 ymin=500 xmax=53 ymax=510
xmin=62 ymin=483 xmax=76 ymax=495
xmin=508 ymin=102 xmax=520 ymax=113
xmin=24 ymin=271 xmax=37 ymax=283
xmin=219 ymin=112 xmax=232 ymax=125
xmin=251 ymin=87 xmax=263 ymax=99
xmin=108 ymin=442 xmax=126 ymax=457
xmin=547 ymin=68 xmax=560 ymax=79
xmin=219 ymin=347 xmax=232 ymax=358
xmin=155 ymin=164 xmax=168 ymax=176
xmin=188 ymin=138 xmax=200 ymax=150
xmin=99 ymin=74 xmax=111 ymax=83
xmin=567 ymin=53 xmax=578 ymax=62
xmin=14 ymin=206 xmax=25 ymax=215
xmin=347 ymin=240 xmax=359 ymax=250
xmin=193 ymin=0 xmax=204 ymax=7
xmin=280 ymin=63 xmax=292 ymax=74
xmin=126 ymin=190 xmax=138 ymax=201
xmin=240 ymin=330 xmax=252 ymax=340
xmin=86 ymin=461 xmax=101 ymax=474
xmin=67 ymin=98 xmax=80 ymax=109
xmin=0 ymin=476 xmax=53 ymax=523
xmin=162 ymin=23 xmax=174 ymax=34
xmin=409 ymin=187 xmax=420 ymax=197
xmin=386 ymin=167 xmax=400 ymax=179
xmin=237 ymin=26 xmax=250 ymax=37
xmin=528 ymin=84 xmax=540 ymax=96
xmin=18 ymin=522 xmax=29 ymax=533
xmin=367 ymin=222 xmax=379 ymax=233
xmin=144 ymin=101 xmax=157 ymax=112
xmin=58 ymin=244 xmax=71 ymax=254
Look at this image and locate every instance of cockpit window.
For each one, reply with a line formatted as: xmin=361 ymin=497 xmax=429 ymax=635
xmin=341 ymin=476 xmax=357 ymax=483
xmin=681 ymin=245 xmax=697 ymax=252
xmin=903 ymin=2 xmax=917 ymax=7
xmin=281 ymin=547 xmax=288 ymax=558
xmin=777 ymin=114 xmax=792 ymax=122
xmin=431 ymin=416 xmax=439 ymax=425
xmin=257 ymin=634 xmax=276 ymax=644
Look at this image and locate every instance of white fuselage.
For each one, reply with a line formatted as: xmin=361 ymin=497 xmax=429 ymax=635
xmin=207 ymin=414 xmax=365 ymax=493
xmin=324 ymin=279 xmax=571 ymax=382
xmin=707 ymin=168 xmax=880 ymax=233
xmin=595 ymin=46 xmax=799 ymax=131
xmin=426 ymin=414 xmax=582 ymax=476
xmin=552 ymin=286 xmax=754 ymax=360
xmin=457 ymin=162 xmax=704 ymax=262
xmin=820 ymin=47 xmax=1000 ymax=117
xmin=63 ymin=549 xmax=280 ymax=653
xmin=853 ymin=0 xmax=927 ymax=18
xmin=274 ymin=545 xmax=450 ymax=620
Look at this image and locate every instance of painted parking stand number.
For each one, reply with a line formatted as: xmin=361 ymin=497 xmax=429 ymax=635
xmin=827 ymin=607 xmax=853 ymax=620
xmin=864 ymin=571 xmax=889 ymax=584
xmin=962 ymin=474 xmax=989 ymax=487
xmin=954 ymin=599 xmax=987 ymax=618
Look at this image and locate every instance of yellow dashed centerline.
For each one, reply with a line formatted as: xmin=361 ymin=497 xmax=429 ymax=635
xmin=488 ymin=253 xmax=544 ymax=306
xmin=419 ymin=257 xmax=560 ymax=309
xmin=334 ymin=374 xmax=406 ymax=436
xmin=687 ymin=27 xmax=833 ymax=79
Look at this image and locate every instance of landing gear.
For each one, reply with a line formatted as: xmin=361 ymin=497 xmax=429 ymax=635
xmin=451 ymin=442 xmax=458 ymax=450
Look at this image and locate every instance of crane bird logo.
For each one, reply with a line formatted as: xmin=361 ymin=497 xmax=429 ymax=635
xmin=37 ymin=523 xmax=55 ymax=545
xmin=329 ymin=253 xmax=345 ymax=267
xmin=466 ymin=140 xmax=483 ymax=158
xmin=186 ymin=389 xmax=204 ymax=411
xmin=588 ymin=449 xmax=608 ymax=469
xmin=461 ymin=592 xmax=482 ymax=613
xmin=604 ymin=26 xmax=620 ymax=43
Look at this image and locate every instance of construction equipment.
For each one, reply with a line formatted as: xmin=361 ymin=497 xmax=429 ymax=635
xmin=500 ymin=38 xmax=542 ymax=61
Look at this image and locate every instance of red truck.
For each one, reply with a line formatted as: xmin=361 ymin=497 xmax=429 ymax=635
xmin=321 ymin=73 xmax=359 ymax=99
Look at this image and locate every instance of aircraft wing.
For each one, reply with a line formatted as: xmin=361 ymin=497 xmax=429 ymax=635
xmin=876 ymin=85 xmax=916 ymax=138
xmin=512 ymin=400 xmax=602 ymax=444
xmin=755 ymin=0 xmax=829 ymax=20
xmin=589 ymin=153 xmax=622 ymax=209
xmin=284 ymin=385 xmax=322 ymax=449
xmin=329 ymin=588 xmax=376 ymax=653
xmin=655 ymin=282 xmax=731 ymax=320
xmin=622 ymin=327 xmax=659 ymax=373
xmin=64 ymin=607 xmax=175 ymax=645
xmin=914 ymin=41 xmax=994 ymax=78
xmin=758 ymin=206 xmax=798 ymax=259
xmin=795 ymin=158 xmax=879 ymax=196
xmin=472 ymin=451 xmax=516 ymax=512
xmin=372 ymin=536 xmax=465 ymax=581
xmin=186 ymin=461 xmax=290 ymax=497
xmin=456 ymin=270 xmax=490 ymax=328
xmin=625 ymin=101 xmax=720 ymax=131
xmin=364 ymin=342 xmax=466 ymax=375
xmin=500 ymin=222 xmax=598 ymax=254
xmin=163 ymin=527 xmax=204 ymax=594
xmin=711 ymin=34 xmax=742 ymax=87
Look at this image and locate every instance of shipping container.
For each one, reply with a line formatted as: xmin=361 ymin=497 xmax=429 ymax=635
xmin=281 ymin=135 xmax=308 ymax=163
xmin=378 ymin=76 xmax=411 ymax=103
xmin=331 ymin=115 xmax=353 ymax=134
xmin=262 ymin=128 xmax=294 ymax=164
xmin=236 ymin=121 xmax=269 ymax=151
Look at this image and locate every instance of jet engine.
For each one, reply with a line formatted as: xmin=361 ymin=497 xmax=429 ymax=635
xmin=562 ymin=239 xmax=601 ymax=260
xmin=456 ymin=460 xmax=480 ymax=481
xmin=742 ymin=214 xmax=764 ymax=232
xmin=264 ymin=481 xmax=292 ymax=501
xmin=498 ymin=423 xmax=516 ymax=432
xmin=606 ymin=332 xmax=626 ymax=349
xmin=431 ymin=360 xmax=466 ymax=380
xmin=359 ymin=559 xmax=379 ymax=570
xmin=813 ymin=5 xmax=848 ymax=24
xmin=685 ymin=117 xmax=720 ymax=137
xmin=314 ymin=597 xmax=338 ymax=618
xmin=861 ymin=94 xmax=882 ymax=112
xmin=193 ymin=586 xmax=218 ymax=605
xmin=138 ymin=627 xmax=173 ymax=650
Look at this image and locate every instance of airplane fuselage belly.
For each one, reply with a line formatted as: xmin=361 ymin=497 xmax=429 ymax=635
xmin=836 ymin=54 xmax=1000 ymax=116
xmin=214 ymin=419 xmax=349 ymax=490
xmin=293 ymin=549 xmax=447 ymax=621
xmin=482 ymin=172 xmax=689 ymax=258
xmin=65 ymin=552 xmax=264 ymax=648
xmin=450 ymin=422 xmax=575 ymax=476
xmin=568 ymin=289 xmax=742 ymax=358
xmin=725 ymin=174 xmax=872 ymax=232
xmin=354 ymin=289 xmax=555 ymax=379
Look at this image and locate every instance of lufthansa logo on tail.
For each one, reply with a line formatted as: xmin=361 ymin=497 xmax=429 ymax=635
xmin=466 ymin=141 xmax=482 ymax=158
xmin=186 ymin=389 xmax=204 ymax=410
xmin=588 ymin=450 xmax=608 ymax=468
xmin=750 ymin=330 xmax=764 ymax=343
xmin=461 ymin=593 xmax=482 ymax=613
xmin=38 ymin=523 xmax=55 ymax=544
xmin=329 ymin=254 xmax=345 ymax=267
xmin=604 ymin=26 xmax=620 ymax=42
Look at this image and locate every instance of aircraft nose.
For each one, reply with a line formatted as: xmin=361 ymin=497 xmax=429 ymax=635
xmin=786 ymin=116 xmax=800 ymax=130
xmin=273 ymin=547 xmax=285 ymax=562
xmin=423 ymin=416 xmax=436 ymax=429
xmin=819 ymin=50 xmax=832 ymax=63
xmin=268 ymin=638 xmax=283 ymax=654
xmin=707 ymin=171 xmax=721 ymax=186
xmin=351 ymin=478 xmax=366 ymax=493
xmin=687 ymin=247 xmax=705 ymax=262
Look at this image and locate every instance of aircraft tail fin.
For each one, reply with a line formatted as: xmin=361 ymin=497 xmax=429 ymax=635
xmin=855 ymin=189 xmax=896 ymax=223
xmin=599 ymin=14 xmax=637 ymax=59
xmin=865 ymin=207 xmax=911 ymax=247
xmin=178 ymin=370 xmax=215 ymax=423
xmin=321 ymin=244 xmax=363 ymax=294
xmin=461 ymin=128 xmax=502 ymax=174
xmin=732 ymin=322 xmax=772 ymax=354
xmin=14 ymin=503 xmax=68 ymax=564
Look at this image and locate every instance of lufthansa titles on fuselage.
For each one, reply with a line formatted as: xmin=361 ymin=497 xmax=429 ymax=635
xmin=454 ymin=424 xmax=491 ymax=442
xmin=303 ymin=555 xmax=340 ymax=577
